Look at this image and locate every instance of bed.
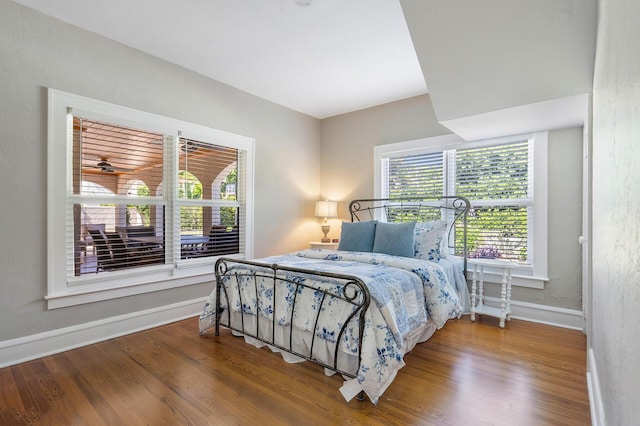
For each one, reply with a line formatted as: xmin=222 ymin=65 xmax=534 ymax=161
xmin=199 ymin=196 xmax=471 ymax=404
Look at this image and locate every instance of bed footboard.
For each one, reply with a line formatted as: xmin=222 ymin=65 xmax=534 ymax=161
xmin=214 ymin=257 xmax=371 ymax=386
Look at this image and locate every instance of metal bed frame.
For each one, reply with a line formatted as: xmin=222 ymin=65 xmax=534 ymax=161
xmin=212 ymin=195 xmax=470 ymax=401
xmin=348 ymin=195 xmax=471 ymax=275
xmin=214 ymin=259 xmax=370 ymax=389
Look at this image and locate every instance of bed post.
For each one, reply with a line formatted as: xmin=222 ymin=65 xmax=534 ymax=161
xmin=214 ymin=257 xmax=227 ymax=336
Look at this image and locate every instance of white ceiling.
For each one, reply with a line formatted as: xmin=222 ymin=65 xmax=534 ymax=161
xmin=13 ymin=0 xmax=427 ymax=119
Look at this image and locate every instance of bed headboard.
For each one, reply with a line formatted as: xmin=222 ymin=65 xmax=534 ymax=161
xmin=348 ymin=196 xmax=471 ymax=273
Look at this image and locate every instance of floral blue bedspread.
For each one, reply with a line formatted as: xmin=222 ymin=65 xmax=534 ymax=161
xmin=199 ymin=249 xmax=462 ymax=403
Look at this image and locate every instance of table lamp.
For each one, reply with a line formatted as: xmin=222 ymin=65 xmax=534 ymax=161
xmin=315 ymin=200 xmax=337 ymax=242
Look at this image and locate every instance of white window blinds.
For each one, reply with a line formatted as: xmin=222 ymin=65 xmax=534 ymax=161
xmin=386 ymin=152 xmax=444 ymax=198
xmin=177 ymin=137 xmax=242 ymax=259
xmin=456 ymin=142 xmax=531 ymax=263
xmin=70 ymin=117 xmax=167 ymax=277
xmin=67 ymin=117 xmax=244 ymax=278
xmin=383 ymin=139 xmax=532 ymax=263
xmin=455 ymin=142 xmax=530 ymax=201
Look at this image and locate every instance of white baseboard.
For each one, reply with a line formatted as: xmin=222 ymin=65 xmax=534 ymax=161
xmin=482 ymin=296 xmax=585 ymax=331
xmin=0 ymin=297 xmax=207 ymax=368
xmin=587 ymin=348 xmax=605 ymax=426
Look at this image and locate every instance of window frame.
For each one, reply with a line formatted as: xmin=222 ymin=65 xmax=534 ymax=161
xmin=374 ymin=132 xmax=548 ymax=289
xmin=47 ymin=89 xmax=255 ymax=308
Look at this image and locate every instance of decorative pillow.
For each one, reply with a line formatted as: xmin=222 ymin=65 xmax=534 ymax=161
xmin=338 ymin=221 xmax=377 ymax=252
xmin=414 ymin=220 xmax=448 ymax=262
xmin=372 ymin=221 xmax=416 ymax=258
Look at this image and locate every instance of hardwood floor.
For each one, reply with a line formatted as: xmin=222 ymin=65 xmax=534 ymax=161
xmin=0 ymin=315 xmax=590 ymax=425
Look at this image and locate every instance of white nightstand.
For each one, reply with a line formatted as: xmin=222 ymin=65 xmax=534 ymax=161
xmin=309 ymin=241 xmax=339 ymax=250
xmin=469 ymin=258 xmax=519 ymax=328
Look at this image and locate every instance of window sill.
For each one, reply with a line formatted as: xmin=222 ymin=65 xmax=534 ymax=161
xmin=511 ymin=274 xmax=548 ymax=289
xmin=46 ymin=263 xmax=216 ymax=309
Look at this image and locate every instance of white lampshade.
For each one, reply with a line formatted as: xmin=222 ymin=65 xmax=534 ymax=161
xmin=315 ymin=200 xmax=337 ymax=218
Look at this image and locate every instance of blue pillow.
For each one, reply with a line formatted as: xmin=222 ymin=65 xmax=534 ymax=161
xmin=338 ymin=221 xmax=377 ymax=252
xmin=372 ymin=221 xmax=416 ymax=258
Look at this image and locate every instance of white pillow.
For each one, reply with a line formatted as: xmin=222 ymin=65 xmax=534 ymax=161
xmin=414 ymin=220 xmax=447 ymax=262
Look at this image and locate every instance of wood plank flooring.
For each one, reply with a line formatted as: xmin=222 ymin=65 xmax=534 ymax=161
xmin=0 ymin=315 xmax=590 ymax=425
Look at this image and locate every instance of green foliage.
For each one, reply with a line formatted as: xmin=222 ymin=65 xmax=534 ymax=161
xmin=179 ymin=171 xmax=202 ymax=200
xmin=221 ymin=168 xmax=237 ymax=195
xmin=176 ymin=169 xmax=238 ymax=231
xmin=455 ymin=144 xmax=528 ymax=201
xmin=178 ymin=171 xmax=203 ymax=231
xmin=181 ymin=206 xmax=202 ymax=232
xmin=126 ymin=184 xmax=151 ymax=226
xmin=220 ymin=207 xmax=237 ymax=227
xmin=388 ymin=152 xmax=443 ymax=198
xmin=455 ymin=206 xmax=528 ymax=261
xmin=456 ymin=144 xmax=529 ymax=260
xmin=388 ymin=143 xmax=530 ymax=261
xmin=220 ymin=170 xmax=238 ymax=227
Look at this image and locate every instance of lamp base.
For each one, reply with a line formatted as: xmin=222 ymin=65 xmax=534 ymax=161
xmin=321 ymin=224 xmax=330 ymax=243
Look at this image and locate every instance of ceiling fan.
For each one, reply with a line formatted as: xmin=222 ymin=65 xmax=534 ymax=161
xmin=91 ymin=158 xmax=131 ymax=173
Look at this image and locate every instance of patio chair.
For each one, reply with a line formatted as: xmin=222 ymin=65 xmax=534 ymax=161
xmin=82 ymin=223 xmax=106 ymax=255
xmin=122 ymin=226 xmax=164 ymax=265
xmin=88 ymin=229 xmax=127 ymax=272
xmin=104 ymin=232 xmax=132 ymax=269
xmin=206 ymin=225 xmax=240 ymax=256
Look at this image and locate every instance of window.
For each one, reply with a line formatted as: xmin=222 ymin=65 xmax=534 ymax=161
xmin=454 ymin=142 xmax=531 ymax=263
xmin=47 ymin=89 xmax=254 ymax=308
xmin=375 ymin=133 xmax=548 ymax=287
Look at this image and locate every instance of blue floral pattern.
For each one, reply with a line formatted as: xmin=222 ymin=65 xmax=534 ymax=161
xmin=414 ymin=220 xmax=448 ymax=262
xmin=199 ymin=249 xmax=462 ymax=403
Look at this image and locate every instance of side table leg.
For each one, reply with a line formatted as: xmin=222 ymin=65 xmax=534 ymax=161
xmin=499 ymin=268 xmax=507 ymax=328
xmin=478 ymin=266 xmax=485 ymax=309
xmin=506 ymin=270 xmax=513 ymax=321
xmin=470 ymin=264 xmax=478 ymax=321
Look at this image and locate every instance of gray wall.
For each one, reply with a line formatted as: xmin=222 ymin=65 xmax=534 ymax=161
xmin=0 ymin=1 xmax=321 ymax=341
xmin=321 ymin=95 xmax=583 ymax=311
xmin=319 ymin=94 xmax=449 ymax=209
xmin=592 ymin=0 xmax=640 ymax=423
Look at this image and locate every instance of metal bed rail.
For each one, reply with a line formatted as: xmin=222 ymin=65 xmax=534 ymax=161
xmin=214 ymin=257 xmax=371 ymax=383
xmin=348 ymin=195 xmax=471 ymax=274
